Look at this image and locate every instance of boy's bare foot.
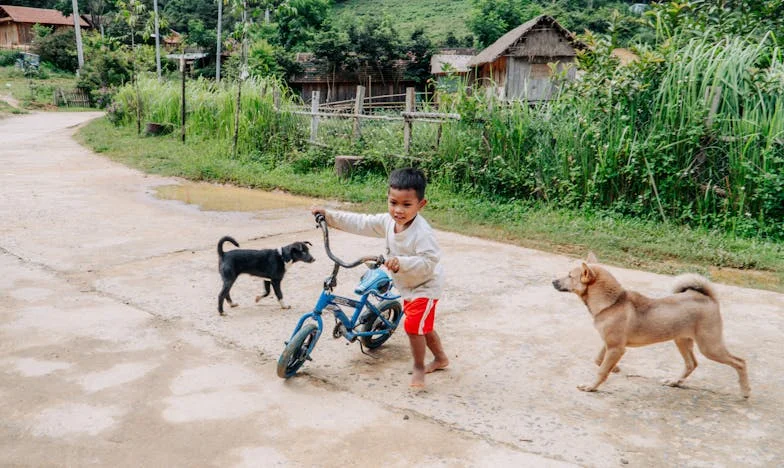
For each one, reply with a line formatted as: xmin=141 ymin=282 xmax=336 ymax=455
xmin=425 ymin=358 xmax=449 ymax=374
xmin=410 ymin=368 xmax=425 ymax=388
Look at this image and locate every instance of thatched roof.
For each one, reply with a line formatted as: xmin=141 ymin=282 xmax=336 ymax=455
xmin=468 ymin=15 xmax=581 ymax=67
xmin=0 ymin=5 xmax=89 ymax=27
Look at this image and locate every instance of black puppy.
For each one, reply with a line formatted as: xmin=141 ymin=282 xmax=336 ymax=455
xmin=217 ymin=236 xmax=315 ymax=315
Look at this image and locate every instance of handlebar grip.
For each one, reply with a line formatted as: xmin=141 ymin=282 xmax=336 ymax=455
xmin=314 ymin=213 xmax=326 ymax=224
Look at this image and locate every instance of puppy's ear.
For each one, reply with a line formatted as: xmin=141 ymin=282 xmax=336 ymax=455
xmin=304 ymin=241 xmax=312 ymax=247
xmin=580 ymin=262 xmax=596 ymax=284
xmin=586 ymin=251 xmax=599 ymax=263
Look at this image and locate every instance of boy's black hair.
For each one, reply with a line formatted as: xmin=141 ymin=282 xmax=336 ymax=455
xmin=388 ymin=167 xmax=427 ymax=200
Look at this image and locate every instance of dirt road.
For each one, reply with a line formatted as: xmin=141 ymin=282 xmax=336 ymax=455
xmin=1 ymin=112 xmax=782 ymax=467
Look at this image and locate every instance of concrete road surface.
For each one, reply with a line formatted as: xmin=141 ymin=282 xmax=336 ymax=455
xmin=1 ymin=112 xmax=783 ymax=467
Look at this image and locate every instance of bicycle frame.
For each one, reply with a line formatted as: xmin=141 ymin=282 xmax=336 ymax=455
xmin=286 ymin=286 xmax=401 ymax=344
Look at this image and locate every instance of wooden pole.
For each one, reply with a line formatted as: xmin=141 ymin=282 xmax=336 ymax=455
xmin=403 ymin=87 xmax=415 ymax=154
xmin=353 ymin=85 xmax=365 ymax=140
xmin=215 ymin=0 xmax=222 ymax=82
xmin=310 ymin=91 xmax=320 ymax=143
xmin=486 ymin=86 xmax=495 ymax=113
xmin=705 ymin=86 xmax=722 ymax=128
xmin=273 ymin=88 xmax=281 ymax=110
xmin=180 ymin=57 xmax=186 ymax=143
xmin=153 ymin=0 xmax=161 ymax=80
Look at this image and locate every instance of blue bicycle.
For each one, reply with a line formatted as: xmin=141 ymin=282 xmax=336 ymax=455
xmin=276 ymin=213 xmax=403 ymax=378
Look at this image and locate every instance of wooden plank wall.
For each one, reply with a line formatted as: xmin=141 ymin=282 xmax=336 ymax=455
xmin=510 ymin=28 xmax=577 ymax=58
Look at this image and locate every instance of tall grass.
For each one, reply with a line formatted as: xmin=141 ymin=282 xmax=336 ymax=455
xmin=108 ymin=32 xmax=783 ymax=240
xmin=111 ymin=74 xmax=304 ymax=157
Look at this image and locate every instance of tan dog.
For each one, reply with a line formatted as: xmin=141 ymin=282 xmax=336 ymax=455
xmin=552 ymin=254 xmax=750 ymax=398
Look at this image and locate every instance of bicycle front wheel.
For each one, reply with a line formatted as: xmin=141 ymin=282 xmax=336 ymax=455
xmin=277 ymin=323 xmax=319 ymax=378
xmin=359 ymin=300 xmax=402 ymax=349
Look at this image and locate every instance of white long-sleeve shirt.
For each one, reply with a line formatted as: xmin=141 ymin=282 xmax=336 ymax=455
xmin=325 ymin=210 xmax=443 ymax=300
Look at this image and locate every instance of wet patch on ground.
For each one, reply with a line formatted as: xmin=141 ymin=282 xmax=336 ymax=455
xmin=154 ymin=182 xmax=318 ymax=212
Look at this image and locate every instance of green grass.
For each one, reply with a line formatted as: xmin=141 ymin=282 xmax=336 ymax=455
xmin=0 ymin=66 xmax=79 ymax=109
xmin=331 ymin=0 xmax=473 ymax=42
xmin=76 ymin=117 xmax=784 ymax=292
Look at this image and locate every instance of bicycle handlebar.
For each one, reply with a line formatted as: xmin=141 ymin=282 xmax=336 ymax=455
xmin=315 ymin=213 xmax=385 ymax=268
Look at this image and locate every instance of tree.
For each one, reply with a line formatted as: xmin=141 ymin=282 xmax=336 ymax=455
xmin=273 ymin=0 xmax=330 ymax=49
xmin=468 ymin=0 xmax=522 ymax=47
xmin=646 ymin=0 xmax=784 ymax=41
xmin=312 ymin=23 xmax=350 ymax=100
xmin=347 ymin=15 xmax=403 ymax=86
xmin=405 ymin=27 xmax=434 ymax=88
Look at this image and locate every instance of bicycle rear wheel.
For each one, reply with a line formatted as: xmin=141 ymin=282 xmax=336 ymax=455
xmin=359 ymin=300 xmax=402 ymax=349
xmin=277 ymin=323 xmax=319 ymax=378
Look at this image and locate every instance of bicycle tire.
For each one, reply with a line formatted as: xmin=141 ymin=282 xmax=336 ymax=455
xmin=359 ymin=300 xmax=402 ymax=349
xmin=277 ymin=323 xmax=319 ymax=378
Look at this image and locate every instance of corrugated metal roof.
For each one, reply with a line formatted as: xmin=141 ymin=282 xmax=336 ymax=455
xmin=430 ymin=54 xmax=474 ymax=74
xmin=0 ymin=5 xmax=89 ymax=27
xmin=468 ymin=15 xmax=580 ymax=67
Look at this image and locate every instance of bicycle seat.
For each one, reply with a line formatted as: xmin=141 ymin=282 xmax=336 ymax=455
xmin=355 ymin=268 xmax=392 ymax=295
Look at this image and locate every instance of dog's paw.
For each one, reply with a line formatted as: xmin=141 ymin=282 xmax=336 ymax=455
xmin=230 ymin=302 xmax=239 ymax=308
xmin=661 ymin=378 xmax=683 ymax=388
xmin=612 ymin=366 xmax=621 ymax=373
xmin=280 ymin=304 xmax=291 ymax=309
xmin=255 ymin=295 xmax=262 ymax=303
xmin=577 ymin=384 xmax=598 ymax=392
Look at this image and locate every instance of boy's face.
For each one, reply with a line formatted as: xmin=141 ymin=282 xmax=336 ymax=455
xmin=387 ymin=187 xmax=426 ymax=229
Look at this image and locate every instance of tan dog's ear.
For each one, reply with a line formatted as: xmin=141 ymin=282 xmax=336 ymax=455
xmin=580 ymin=262 xmax=596 ymax=284
xmin=586 ymin=251 xmax=599 ymax=263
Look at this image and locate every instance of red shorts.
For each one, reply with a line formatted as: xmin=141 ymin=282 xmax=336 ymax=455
xmin=403 ymin=298 xmax=438 ymax=335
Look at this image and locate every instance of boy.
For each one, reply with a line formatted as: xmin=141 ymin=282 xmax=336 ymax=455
xmin=311 ymin=167 xmax=448 ymax=388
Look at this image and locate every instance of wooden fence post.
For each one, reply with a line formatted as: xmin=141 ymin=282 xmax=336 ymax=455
xmin=353 ymin=85 xmax=365 ymax=140
xmin=403 ymin=87 xmax=415 ymax=154
xmin=486 ymin=86 xmax=495 ymax=113
xmin=704 ymin=86 xmax=722 ymax=128
xmin=272 ymin=88 xmax=281 ymax=110
xmin=310 ymin=90 xmax=320 ymax=143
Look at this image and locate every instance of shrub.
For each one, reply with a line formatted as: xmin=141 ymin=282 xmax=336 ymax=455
xmin=0 ymin=49 xmax=21 ymax=67
xmin=32 ymin=28 xmax=78 ymax=72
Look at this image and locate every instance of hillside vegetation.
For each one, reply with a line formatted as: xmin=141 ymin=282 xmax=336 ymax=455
xmin=331 ymin=0 xmax=473 ymax=42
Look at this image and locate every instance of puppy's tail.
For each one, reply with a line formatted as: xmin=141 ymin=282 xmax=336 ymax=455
xmin=672 ymin=273 xmax=717 ymax=301
xmin=217 ymin=236 xmax=240 ymax=258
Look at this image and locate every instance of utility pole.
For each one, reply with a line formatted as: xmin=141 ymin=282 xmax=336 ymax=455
xmin=216 ymin=0 xmax=222 ymax=82
xmin=154 ymin=0 xmax=161 ymax=80
xmin=71 ymin=0 xmax=84 ymax=72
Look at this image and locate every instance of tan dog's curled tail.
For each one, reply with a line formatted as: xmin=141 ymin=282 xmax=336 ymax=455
xmin=672 ymin=274 xmax=717 ymax=301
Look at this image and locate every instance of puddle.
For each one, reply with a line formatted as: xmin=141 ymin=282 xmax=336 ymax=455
xmin=154 ymin=182 xmax=318 ymax=212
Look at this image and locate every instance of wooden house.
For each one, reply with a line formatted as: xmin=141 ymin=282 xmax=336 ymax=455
xmin=468 ymin=15 xmax=584 ymax=101
xmin=0 ymin=5 xmax=90 ymax=50
xmin=288 ymin=53 xmax=418 ymax=103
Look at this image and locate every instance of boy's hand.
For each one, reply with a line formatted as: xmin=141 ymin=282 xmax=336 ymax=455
xmin=385 ymin=256 xmax=400 ymax=273
xmin=311 ymin=206 xmax=326 ymax=216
